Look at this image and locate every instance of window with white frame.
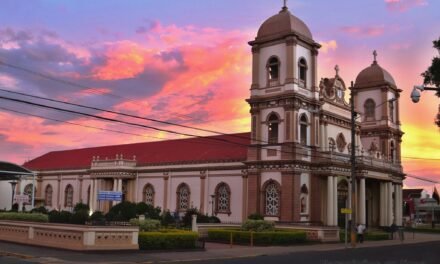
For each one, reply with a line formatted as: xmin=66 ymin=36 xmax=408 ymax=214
xmin=45 ymin=185 xmax=53 ymax=206
xmin=143 ymin=184 xmax=155 ymax=206
xmin=177 ymin=183 xmax=190 ymax=211
xmin=264 ymin=180 xmax=280 ymax=216
xmin=215 ymin=182 xmax=231 ymax=214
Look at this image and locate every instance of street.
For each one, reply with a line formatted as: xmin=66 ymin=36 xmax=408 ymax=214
xmin=0 ymin=240 xmax=438 ymax=264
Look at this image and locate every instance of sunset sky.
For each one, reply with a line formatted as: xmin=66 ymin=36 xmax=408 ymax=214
xmin=0 ymin=0 xmax=439 ymax=191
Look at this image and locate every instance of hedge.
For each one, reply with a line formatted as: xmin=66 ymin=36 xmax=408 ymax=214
xmin=208 ymin=229 xmax=307 ymax=245
xmin=339 ymin=230 xmax=390 ymax=242
xmin=0 ymin=212 xmax=48 ymax=222
xmin=405 ymin=227 xmax=440 ymax=234
xmin=138 ymin=230 xmax=198 ymax=250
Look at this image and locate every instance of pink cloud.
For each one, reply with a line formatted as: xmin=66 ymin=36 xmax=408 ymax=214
xmin=385 ymin=0 xmax=428 ymax=12
xmin=340 ymin=26 xmax=385 ymax=37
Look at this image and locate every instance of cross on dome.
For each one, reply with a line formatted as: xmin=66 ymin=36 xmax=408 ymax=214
xmin=373 ymin=50 xmax=378 ymax=63
xmin=282 ymin=0 xmax=288 ymax=10
xmin=335 ymin=65 xmax=340 ymax=76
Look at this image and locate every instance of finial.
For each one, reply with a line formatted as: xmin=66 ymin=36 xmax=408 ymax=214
xmin=334 ymin=65 xmax=339 ymax=76
xmin=282 ymin=0 xmax=288 ymax=11
xmin=373 ymin=50 xmax=377 ymax=64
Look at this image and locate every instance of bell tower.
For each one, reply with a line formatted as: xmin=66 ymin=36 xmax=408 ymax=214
xmin=353 ymin=51 xmax=403 ymax=163
xmin=245 ymin=4 xmax=321 ymax=222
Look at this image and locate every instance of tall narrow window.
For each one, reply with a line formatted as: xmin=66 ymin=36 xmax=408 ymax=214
xmin=298 ymin=58 xmax=308 ymax=87
xmin=389 ymin=101 xmax=394 ymax=122
xmin=23 ymin=184 xmax=34 ymax=205
xmin=364 ymin=99 xmax=376 ymax=121
xmin=267 ymin=113 xmax=279 ymax=144
xmin=300 ymin=114 xmax=308 ymax=145
xmin=86 ymin=185 xmax=91 ymax=206
xmin=64 ymin=184 xmax=74 ymax=208
xmin=215 ymin=182 xmax=231 ymax=214
xmin=267 ymin=57 xmax=279 ymax=80
xmin=177 ymin=183 xmax=190 ymax=211
xmin=143 ymin=184 xmax=155 ymax=206
xmin=300 ymin=184 xmax=309 ymax=214
xmin=45 ymin=185 xmax=53 ymax=206
xmin=390 ymin=141 xmax=395 ymax=162
xmin=264 ymin=180 xmax=280 ymax=216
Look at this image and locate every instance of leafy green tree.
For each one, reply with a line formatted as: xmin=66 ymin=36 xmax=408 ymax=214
xmin=421 ymin=37 xmax=440 ymax=127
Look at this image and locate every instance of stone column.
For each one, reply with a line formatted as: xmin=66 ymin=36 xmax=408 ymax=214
xmin=379 ymin=182 xmax=384 ymax=226
xmin=327 ymin=176 xmax=334 ymax=226
xmin=163 ymin=174 xmax=169 ymax=211
xmin=311 ymin=48 xmax=318 ymax=93
xmin=359 ymin=178 xmax=366 ymax=225
xmin=387 ymin=182 xmax=393 ymax=225
xmin=242 ymin=172 xmax=248 ymax=222
xmin=280 ymin=172 xmax=294 ymax=222
xmin=57 ymin=176 xmax=61 ymax=209
xmin=200 ymin=173 xmax=206 ymax=214
xmin=333 ymin=176 xmax=338 ymax=226
xmin=93 ymin=179 xmax=98 ymax=211
xmin=247 ymin=171 xmax=261 ymax=216
xmin=285 ymin=37 xmax=296 ymax=84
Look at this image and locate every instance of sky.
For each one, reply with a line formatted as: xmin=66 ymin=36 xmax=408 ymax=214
xmin=0 ymin=0 xmax=439 ymax=191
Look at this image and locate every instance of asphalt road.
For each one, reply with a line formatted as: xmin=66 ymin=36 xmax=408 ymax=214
xmin=186 ymin=241 xmax=439 ymax=264
xmin=0 ymin=241 xmax=438 ymax=264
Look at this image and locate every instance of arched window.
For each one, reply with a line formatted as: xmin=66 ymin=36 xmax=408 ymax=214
xmin=267 ymin=57 xmax=280 ymax=81
xmin=64 ymin=184 xmax=74 ymax=208
xmin=336 ymin=133 xmax=347 ymax=153
xmin=177 ymin=183 xmax=190 ymax=211
xmin=390 ymin=141 xmax=395 ymax=162
xmin=264 ymin=180 xmax=281 ymax=216
xmin=300 ymin=184 xmax=309 ymax=214
xmin=23 ymin=184 xmax=35 ymax=205
xmin=299 ymin=114 xmax=308 ymax=145
xmin=389 ymin=101 xmax=394 ymax=122
xmin=364 ymin=99 xmax=376 ymax=121
xmin=143 ymin=184 xmax=155 ymax=206
xmin=298 ymin=58 xmax=308 ymax=87
xmin=328 ymin=138 xmax=336 ymax=152
xmin=215 ymin=182 xmax=231 ymax=214
xmin=86 ymin=185 xmax=91 ymax=206
xmin=45 ymin=185 xmax=53 ymax=206
xmin=267 ymin=113 xmax=279 ymax=144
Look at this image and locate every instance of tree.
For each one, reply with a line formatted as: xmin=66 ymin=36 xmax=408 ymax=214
xmin=421 ymin=37 xmax=440 ymax=127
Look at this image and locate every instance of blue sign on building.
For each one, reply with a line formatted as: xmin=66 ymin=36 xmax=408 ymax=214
xmin=97 ymin=191 xmax=122 ymax=201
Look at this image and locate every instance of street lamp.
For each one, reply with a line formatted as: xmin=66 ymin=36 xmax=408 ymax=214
xmin=411 ymin=85 xmax=440 ymax=103
xmin=9 ymin=181 xmax=17 ymax=210
xmin=210 ymin=194 xmax=215 ymax=216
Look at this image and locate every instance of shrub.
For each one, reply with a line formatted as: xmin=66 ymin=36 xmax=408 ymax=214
xmin=136 ymin=202 xmax=162 ymax=220
xmin=161 ymin=210 xmax=176 ymax=226
xmin=49 ymin=210 xmax=72 ymax=223
xmin=107 ymin=201 xmax=136 ymax=221
xmin=10 ymin=203 xmax=19 ymax=212
xmin=130 ymin=218 xmax=161 ymax=232
xmin=89 ymin=211 xmax=106 ymax=225
xmin=31 ymin=206 xmax=48 ymax=214
xmin=0 ymin=212 xmax=48 ymax=222
xmin=73 ymin=202 xmax=89 ymax=213
xmin=70 ymin=210 xmax=89 ymax=225
xmin=138 ymin=230 xmax=198 ymax=250
xmin=248 ymin=213 xmax=264 ymax=220
xmin=241 ymin=220 xmax=275 ymax=232
xmin=208 ymin=229 xmax=307 ymax=245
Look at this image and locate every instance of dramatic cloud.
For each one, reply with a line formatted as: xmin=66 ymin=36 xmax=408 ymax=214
xmin=340 ymin=26 xmax=385 ymax=37
xmin=319 ymin=40 xmax=338 ymax=53
xmin=384 ymin=0 xmax=428 ymax=12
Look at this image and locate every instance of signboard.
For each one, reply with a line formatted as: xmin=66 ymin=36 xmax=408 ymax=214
xmin=98 ymin=191 xmax=122 ymax=201
xmin=341 ymin=208 xmax=352 ymax=214
xmin=14 ymin=194 xmax=30 ymax=204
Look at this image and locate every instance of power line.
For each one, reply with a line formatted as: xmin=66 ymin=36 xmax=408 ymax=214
xmin=405 ymin=174 xmax=440 ymax=184
xmin=0 ymin=106 xmax=165 ymax=140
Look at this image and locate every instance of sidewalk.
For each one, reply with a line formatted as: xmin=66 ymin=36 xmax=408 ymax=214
xmin=1 ymin=232 xmax=439 ymax=264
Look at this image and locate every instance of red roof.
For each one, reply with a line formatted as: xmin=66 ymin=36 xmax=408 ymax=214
xmin=24 ymin=132 xmax=250 ymax=171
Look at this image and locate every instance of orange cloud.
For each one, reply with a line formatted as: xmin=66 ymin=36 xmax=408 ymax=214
xmin=319 ymin=40 xmax=338 ymax=53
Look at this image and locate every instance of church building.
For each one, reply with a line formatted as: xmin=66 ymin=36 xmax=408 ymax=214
xmin=18 ymin=5 xmax=404 ymax=228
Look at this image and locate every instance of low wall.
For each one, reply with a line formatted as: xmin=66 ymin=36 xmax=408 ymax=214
xmin=0 ymin=220 xmax=139 ymax=250
xmin=197 ymin=223 xmax=339 ymax=242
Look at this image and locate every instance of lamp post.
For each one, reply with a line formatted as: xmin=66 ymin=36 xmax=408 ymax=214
xmin=349 ymin=81 xmax=358 ymax=248
xmin=210 ymin=194 xmax=215 ymax=216
xmin=9 ymin=181 xmax=17 ymax=210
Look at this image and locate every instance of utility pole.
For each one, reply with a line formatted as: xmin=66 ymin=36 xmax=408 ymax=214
xmin=350 ymin=81 xmax=357 ymax=248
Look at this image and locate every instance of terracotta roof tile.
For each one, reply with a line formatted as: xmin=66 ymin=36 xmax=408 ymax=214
xmin=24 ymin=132 xmax=250 ymax=171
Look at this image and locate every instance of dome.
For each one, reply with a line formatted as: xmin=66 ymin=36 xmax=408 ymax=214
xmin=355 ymin=61 xmax=396 ymax=88
xmin=256 ymin=7 xmax=313 ymax=42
